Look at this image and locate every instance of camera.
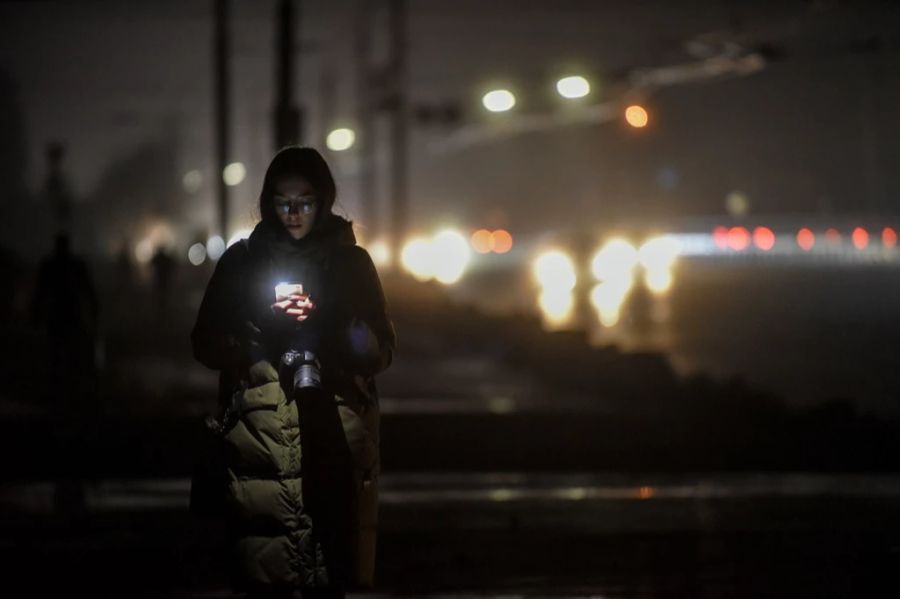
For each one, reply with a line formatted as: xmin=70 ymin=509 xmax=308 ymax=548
xmin=280 ymin=349 xmax=322 ymax=390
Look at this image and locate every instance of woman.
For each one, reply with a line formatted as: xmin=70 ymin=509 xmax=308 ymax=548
xmin=191 ymin=146 xmax=396 ymax=598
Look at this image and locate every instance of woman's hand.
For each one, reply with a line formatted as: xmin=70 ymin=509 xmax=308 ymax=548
xmin=270 ymin=292 xmax=316 ymax=322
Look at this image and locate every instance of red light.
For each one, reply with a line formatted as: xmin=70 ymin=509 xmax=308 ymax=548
xmin=727 ymin=227 xmax=750 ymax=251
xmin=825 ymin=228 xmax=841 ymax=244
xmin=492 ymin=229 xmax=513 ymax=254
xmin=713 ymin=226 xmax=729 ymax=250
xmin=753 ymin=227 xmax=776 ymax=251
xmin=852 ymin=227 xmax=869 ymax=250
xmin=883 ymin=227 xmax=897 ymax=249
xmin=796 ymin=228 xmax=815 ymax=251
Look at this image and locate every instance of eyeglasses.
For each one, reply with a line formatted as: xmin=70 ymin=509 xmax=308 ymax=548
xmin=274 ymin=195 xmax=318 ymax=215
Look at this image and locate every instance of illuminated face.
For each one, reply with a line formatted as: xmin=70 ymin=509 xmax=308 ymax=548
xmin=273 ymin=176 xmax=319 ymax=240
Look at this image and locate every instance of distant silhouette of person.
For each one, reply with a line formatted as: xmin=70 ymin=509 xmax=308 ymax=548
xmin=150 ymin=246 xmax=176 ymax=319
xmin=44 ymin=142 xmax=74 ymax=231
xmin=30 ymin=232 xmax=99 ymax=516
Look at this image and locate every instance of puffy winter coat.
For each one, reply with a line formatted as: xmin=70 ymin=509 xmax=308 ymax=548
xmin=190 ymin=214 xmax=395 ymax=592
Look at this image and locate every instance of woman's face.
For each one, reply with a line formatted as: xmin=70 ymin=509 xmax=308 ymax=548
xmin=273 ymin=176 xmax=319 ymax=240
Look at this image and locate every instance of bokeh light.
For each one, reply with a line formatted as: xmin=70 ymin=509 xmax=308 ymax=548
xmin=882 ymin=227 xmax=897 ymax=249
xmin=206 ymin=235 xmax=226 ymax=261
xmin=482 ymin=89 xmax=516 ymax=112
xmin=591 ymin=239 xmax=638 ymax=281
xmin=431 ymin=229 xmax=471 ymax=284
xmin=182 ymin=170 xmax=203 ymax=193
xmin=753 ymin=226 xmax=775 ymax=251
xmin=471 ymin=229 xmax=493 ymax=254
xmin=556 ymin=75 xmax=590 ymax=99
xmin=326 ymin=128 xmax=356 ymax=151
xmin=625 ymin=104 xmax=649 ymax=128
xmin=223 ymin=162 xmax=246 ymax=186
xmin=796 ymin=228 xmax=815 ymax=251
xmin=401 ymin=238 xmax=433 ymax=282
xmin=188 ymin=242 xmax=207 ymax=266
xmin=533 ymin=250 xmax=577 ymax=291
xmin=852 ymin=227 xmax=869 ymax=250
xmin=727 ymin=227 xmax=751 ymax=251
xmin=492 ymin=229 xmax=513 ymax=254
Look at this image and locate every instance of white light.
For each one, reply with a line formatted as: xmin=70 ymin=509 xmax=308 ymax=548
xmin=591 ymin=239 xmax=638 ymax=281
xmin=431 ymin=229 xmax=471 ymax=285
xmin=326 ymin=128 xmax=356 ymax=152
xmin=533 ymin=250 xmax=577 ymax=291
xmin=482 ymin=89 xmax=516 ymax=112
xmin=223 ymin=162 xmax=246 ymax=186
xmin=590 ymin=279 xmax=634 ymax=328
xmin=188 ymin=242 xmax=207 ymax=266
xmin=556 ymin=75 xmax=590 ymax=99
xmin=638 ymin=235 xmax=682 ymax=271
xmin=538 ymin=288 xmax=575 ymax=325
xmin=182 ymin=170 xmax=203 ymax=193
xmin=135 ymin=239 xmax=154 ymax=264
xmin=227 ymin=228 xmax=253 ymax=248
xmin=644 ymin=268 xmax=673 ymax=294
xmin=206 ymin=235 xmax=226 ymax=261
xmin=367 ymin=239 xmax=392 ymax=268
xmin=401 ymin=238 xmax=434 ymax=282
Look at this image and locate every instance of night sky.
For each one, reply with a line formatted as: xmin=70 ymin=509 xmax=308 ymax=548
xmin=1 ymin=0 xmax=898 ymax=257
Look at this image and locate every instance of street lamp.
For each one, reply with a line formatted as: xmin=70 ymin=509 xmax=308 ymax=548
xmin=326 ymin=127 xmax=356 ymax=151
xmin=482 ymin=89 xmax=516 ymax=112
xmin=556 ymin=75 xmax=590 ymax=99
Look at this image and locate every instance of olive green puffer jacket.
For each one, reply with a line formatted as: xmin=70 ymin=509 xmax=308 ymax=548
xmin=191 ymin=215 xmax=395 ymax=592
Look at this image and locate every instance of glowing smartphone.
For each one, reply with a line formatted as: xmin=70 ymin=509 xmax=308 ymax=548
xmin=275 ymin=282 xmax=304 ymax=300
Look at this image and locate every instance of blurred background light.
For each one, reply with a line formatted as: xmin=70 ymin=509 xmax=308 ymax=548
xmin=431 ymin=229 xmax=471 ymax=284
xmin=326 ymin=127 xmax=356 ymax=151
xmin=222 ymin=162 xmax=246 ymax=186
xmin=401 ymin=237 xmax=434 ymax=282
xmin=556 ymin=75 xmax=590 ymax=99
xmin=367 ymin=239 xmax=392 ymax=268
xmin=206 ymin=235 xmax=226 ymax=261
xmin=727 ymin=226 xmax=750 ymax=251
xmin=534 ymin=250 xmax=577 ymax=291
xmin=471 ymin=229 xmax=493 ymax=254
xmin=188 ymin=242 xmax=207 ymax=266
xmin=852 ymin=227 xmax=869 ymax=250
xmin=796 ymin=228 xmax=815 ymax=251
xmin=492 ymin=229 xmax=513 ymax=254
xmin=625 ymin=104 xmax=649 ymax=128
xmin=591 ymin=239 xmax=638 ymax=281
xmin=182 ymin=169 xmax=203 ymax=194
xmin=753 ymin=226 xmax=775 ymax=251
xmin=538 ymin=288 xmax=575 ymax=325
xmin=482 ymin=89 xmax=516 ymax=112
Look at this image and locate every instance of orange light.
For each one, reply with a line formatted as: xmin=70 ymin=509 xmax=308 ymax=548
xmin=712 ymin=226 xmax=729 ymax=250
xmin=882 ymin=227 xmax=897 ymax=249
xmin=625 ymin=105 xmax=649 ymax=128
xmin=727 ymin=226 xmax=750 ymax=251
xmin=492 ymin=229 xmax=513 ymax=254
xmin=825 ymin=228 xmax=841 ymax=244
xmin=852 ymin=227 xmax=869 ymax=250
xmin=797 ymin=228 xmax=815 ymax=251
xmin=753 ymin=226 xmax=775 ymax=251
xmin=636 ymin=486 xmax=655 ymax=500
xmin=471 ymin=229 xmax=493 ymax=254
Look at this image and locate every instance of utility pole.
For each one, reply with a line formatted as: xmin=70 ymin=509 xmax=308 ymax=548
xmin=214 ymin=0 xmax=231 ymax=240
xmin=387 ymin=0 xmax=409 ymax=262
xmin=274 ymin=0 xmax=303 ymax=149
xmin=354 ymin=0 xmax=377 ymax=239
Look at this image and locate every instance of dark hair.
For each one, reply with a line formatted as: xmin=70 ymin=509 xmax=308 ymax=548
xmin=258 ymin=146 xmax=336 ymax=227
